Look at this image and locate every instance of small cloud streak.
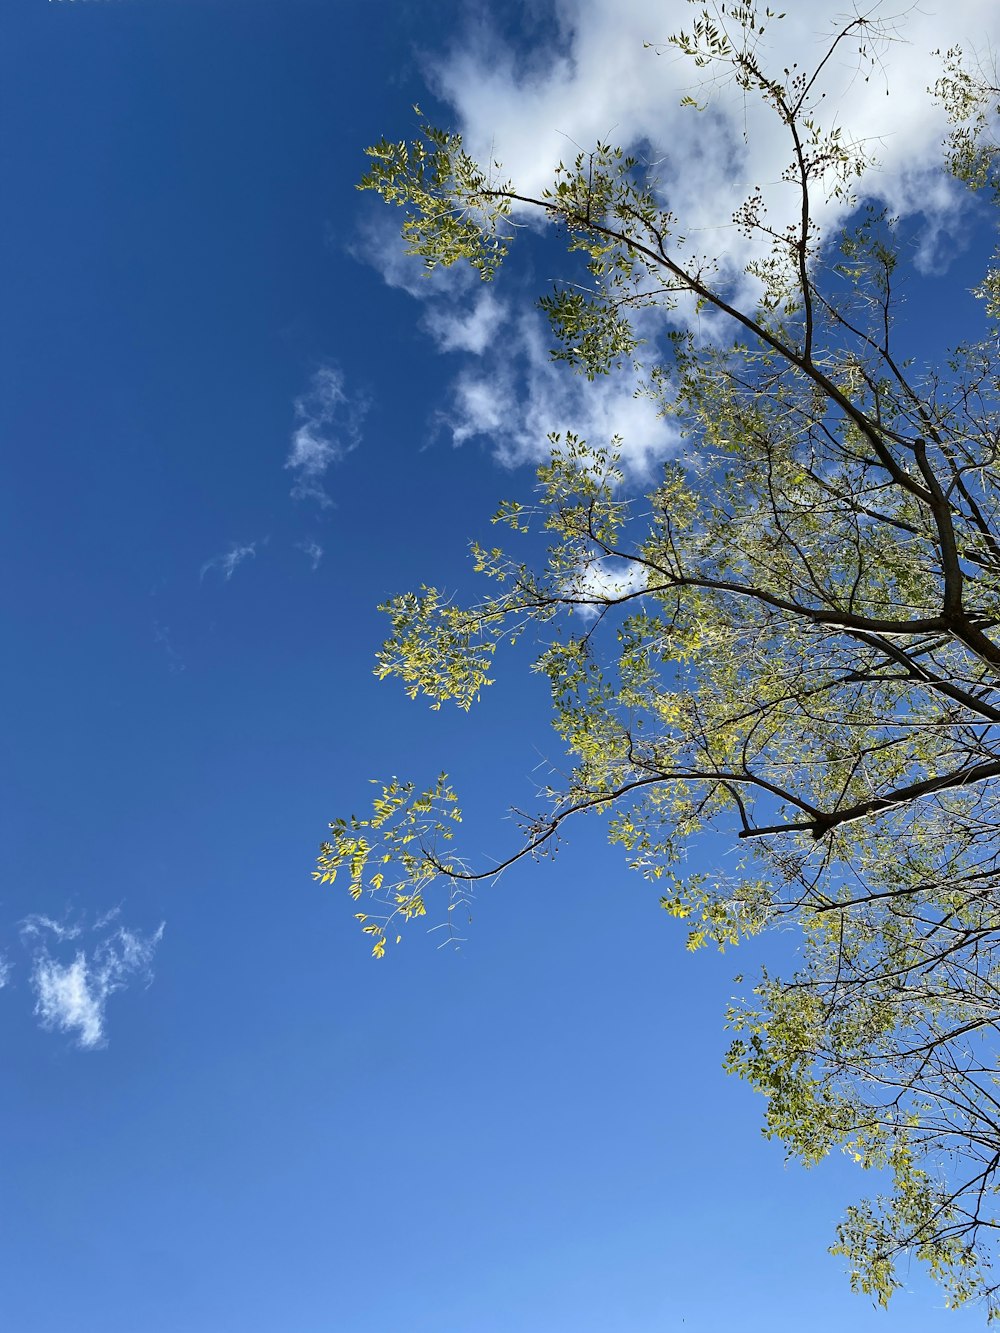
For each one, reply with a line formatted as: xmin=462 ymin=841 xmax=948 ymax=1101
xmin=286 ymin=365 xmax=367 ymax=508
xmin=297 ymin=539 xmax=324 ymax=570
xmin=152 ymin=620 xmax=186 ymax=673
xmin=21 ymin=915 xmax=82 ymax=943
xmin=24 ymin=915 xmax=165 ymax=1050
xmin=200 ymin=541 xmax=259 ymax=583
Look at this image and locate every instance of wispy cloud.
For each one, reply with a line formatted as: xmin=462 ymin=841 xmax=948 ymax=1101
xmin=21 ymin=915 xmax=82 ymax=943
xmin=23 ymin=914 xmax=165 ymax=1050
xmin=33 ymin=956 xmax=107 ymax=1048
xmin=422 ymin=288 xmax=506 ymax=355
xmin=360 ymin=216 xmax=676 ymax=475
xmin=200 ymin=541 xmax=259 ymax=583
xmin=152 ymin=620 xmax=186 ymax=673
xmin=349 ymin=211 xmax=476 ymax=300
xmin=296 ymin=539 xmax=324 ymax=571
xmin=441 ymin=309 xmax=678 ymax=476
xmin=286 ymin=364 xmax=367 ymax=508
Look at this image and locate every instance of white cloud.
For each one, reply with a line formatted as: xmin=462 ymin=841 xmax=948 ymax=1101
xmin=429 ymin=0 xmax=1000 ymax=275
xmin=297 ymin=538 xmax=324 ymax=570
xmin=578 ymin=557 xmax=650 ymax=599
xmin=361 ymin=5 xmax=1000 ymax=479
xmin=25 ymin=917 xmax=165 ymax=1050
xmin=442 ymin=309 xmax=678 ymax=476
xmin=286 ymin=364 xmax=367 ymax=508
xmin=21 ymin=915 xmax=82 ymax=943
xmin=200 ymin=541 xmax=259 ymax=583
xmin=33 ymin=955 xmax=105 ymax=1048
xmin=572 ymin=557 xmax=648 ymax=615
xmin=0 ymin=955 xmax=10 ymax=988
xmin=422 ymin=288 xmax=507 ymax=354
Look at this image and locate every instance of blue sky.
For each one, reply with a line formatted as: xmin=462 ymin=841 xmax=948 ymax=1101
xmin=4 ymin=0 xmax=1000 ymax=1329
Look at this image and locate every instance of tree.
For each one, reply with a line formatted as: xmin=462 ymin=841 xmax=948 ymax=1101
xmin=318 ymin=4 xmax=1000 ymax=1314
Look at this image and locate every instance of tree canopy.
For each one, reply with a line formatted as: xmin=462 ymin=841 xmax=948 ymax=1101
xmin=319 ymin=3 xmax=1000 ymax=1315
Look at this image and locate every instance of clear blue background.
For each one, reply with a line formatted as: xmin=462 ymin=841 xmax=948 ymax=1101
xmin=1 ymin=1 xmax=990 ymax=1329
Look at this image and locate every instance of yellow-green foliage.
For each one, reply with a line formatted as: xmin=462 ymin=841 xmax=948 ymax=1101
xmin=325 ymin=4 xmax=1000 ymax=1315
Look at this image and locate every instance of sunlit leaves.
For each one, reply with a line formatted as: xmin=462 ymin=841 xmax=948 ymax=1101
xmin=359 ymin=113 xmax=512 ymax=279
xmin=315 ymin=775 xmax=463 ymax=956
